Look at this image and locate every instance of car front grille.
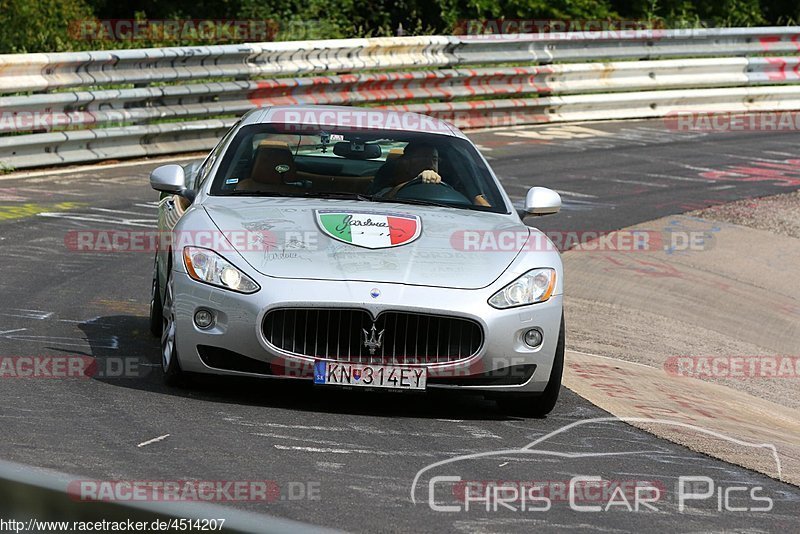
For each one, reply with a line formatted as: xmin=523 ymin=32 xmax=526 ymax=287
xmin=262 ymin=308 xmax=483 ymax=365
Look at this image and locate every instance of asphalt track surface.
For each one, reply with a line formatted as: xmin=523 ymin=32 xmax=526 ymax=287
xmin=1 ymin=118 xmax=799 ymax=532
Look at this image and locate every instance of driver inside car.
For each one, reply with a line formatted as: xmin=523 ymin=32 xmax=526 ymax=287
xmin=368 ymin=142 xmax=442 ymax=196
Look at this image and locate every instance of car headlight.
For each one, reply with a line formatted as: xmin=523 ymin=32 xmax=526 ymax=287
xmin=183 ymin=246 xmax=260 ymax=294
xmin=488 ymin=268 xmax=556 ymax=309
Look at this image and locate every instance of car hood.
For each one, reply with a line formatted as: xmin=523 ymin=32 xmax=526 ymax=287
xmin=202 ymin=198 xmax=531 ymax=290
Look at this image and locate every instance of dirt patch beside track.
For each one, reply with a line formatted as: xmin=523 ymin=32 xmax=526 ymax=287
xmin=561 ymin=189 xmax=800 ymax=486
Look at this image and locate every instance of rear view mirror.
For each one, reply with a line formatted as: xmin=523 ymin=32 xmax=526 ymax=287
xmin=524 ymin=187 xmax=561 ymax=216
xmin=333 ymin=142 xmax=382 ymax=160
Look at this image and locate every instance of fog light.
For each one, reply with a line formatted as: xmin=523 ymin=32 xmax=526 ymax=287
xmin=523 ymin=328 xmax=543 ymax=348
xmin=194 ymin=309 xmax=214 ymax=329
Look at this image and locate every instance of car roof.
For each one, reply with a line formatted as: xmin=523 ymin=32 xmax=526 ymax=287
xmin=239 ymin=105 xmax=467 ymax=139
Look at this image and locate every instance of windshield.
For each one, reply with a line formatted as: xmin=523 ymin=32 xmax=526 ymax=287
xmin=208 ymin=124 xmax=508 ymax=213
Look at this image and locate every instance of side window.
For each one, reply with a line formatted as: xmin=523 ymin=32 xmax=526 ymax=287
xmin=195 ymin=122 xmax=240 ymax=191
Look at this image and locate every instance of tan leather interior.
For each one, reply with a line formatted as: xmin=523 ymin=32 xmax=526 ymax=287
xmin=230 ymin=142 xmax=491 ymax=201
xmin=236 ymin=140 xmax=300 ymax=193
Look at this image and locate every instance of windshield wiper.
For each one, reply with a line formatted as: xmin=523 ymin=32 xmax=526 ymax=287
xmin=369 ymin=196 xmax=461 ymax=209
xmin=225 ymin=191 xmax=290 ymax=196
xmin=224 ymin=190 xmax=372 ymax=201
xmin=223 ymin=190 xmax=461 ymax=209
xmin=305 ymin=191 xmax=373 ymax=201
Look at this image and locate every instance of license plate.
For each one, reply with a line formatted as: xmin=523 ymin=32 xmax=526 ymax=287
xmin=313 ymin=361 xmax=426 ymax=390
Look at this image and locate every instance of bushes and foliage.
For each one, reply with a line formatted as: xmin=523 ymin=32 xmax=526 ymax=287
xmin=0 ymin=0 xmax=796 ymax=53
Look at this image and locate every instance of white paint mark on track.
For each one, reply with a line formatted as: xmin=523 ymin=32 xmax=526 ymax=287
xmin=608 ymin=178 xmax=669 ymax=188
xmin=273 ymin=445 xmax=440 ymax=457
xmin=137 ymin=434 xmax=170 ymax=448
xmin=553 ymin=190 xmax=598 ymax=199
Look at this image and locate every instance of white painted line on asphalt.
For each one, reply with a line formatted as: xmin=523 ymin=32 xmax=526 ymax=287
xmin=316 ymin=461 xmax=344 ymax=470
xmin=458 ymin=425 xmax=501 ymax=439
xmin=709 ymin=184 xmax=736 ymax=190
xmin=137 ymin=434 xmax=170 ymax=448
xmin=37 ymin=212 xmax=156 ymax=227
xmin=252 ymin=433 xmax=356 ymax=447
xmin=228 ymin=419 xmax=468 ymax=439
xmin=0 ymin=154 xmax=204 ymax=181
xmin=0 ymin=328 xmax=27 ymax=335
xmin=58 ymin=316 xmax=103 ymax=324
xmin=763 ymin=150 xmax=798 ymax=157
xmin=273 ymin=445 xmax=439 ymax=457
xmin=0 ymin=309 xmax=53 ymax=320
xmin=275 ymin=445 xmax=383 ymax=455
xmin=553 ymin=189 xmax=598 ymax=198
xmin=0 ymin=334 xmax=118 ymax=349
xmin=607 ymin=178 xmax=669 ymax=188
xmin=642 ymin=172 xmax=710 ymax=183
xmin=719 ymin=153 xmax=793 ymax=163
xmin=231 ymin=421 xmax=347 ymax=432
xmin=675 ymin=163 xmax=719 ymax=173
xmin=90 ymin=207 xmax=155 ymax=216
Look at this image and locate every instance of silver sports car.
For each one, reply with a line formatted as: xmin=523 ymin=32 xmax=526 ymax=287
xmin=149 ymin=106 xmax=564 ymax=416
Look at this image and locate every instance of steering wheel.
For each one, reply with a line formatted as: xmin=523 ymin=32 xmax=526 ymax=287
xmin=389 ymin=175 xmax=456 ymax=197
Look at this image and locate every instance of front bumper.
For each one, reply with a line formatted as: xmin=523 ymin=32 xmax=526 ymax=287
xmin=172 ymin=270 xmax=563 ymax=394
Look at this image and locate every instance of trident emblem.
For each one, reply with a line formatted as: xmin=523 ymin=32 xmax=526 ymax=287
xmin=362 ymin=324 xmax=385 ymax=355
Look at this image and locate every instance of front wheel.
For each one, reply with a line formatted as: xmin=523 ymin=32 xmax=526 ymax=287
xmin=149 ymin=256 xmax=163 ymax=337
xmin=496 ymin=313 xmax=565 ymax=418
xmin=160 ymin=271 xmax=186 ymax=387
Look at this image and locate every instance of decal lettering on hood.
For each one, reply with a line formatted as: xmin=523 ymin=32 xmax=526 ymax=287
xmin=315 ymin=210 xmax=422 ymax=249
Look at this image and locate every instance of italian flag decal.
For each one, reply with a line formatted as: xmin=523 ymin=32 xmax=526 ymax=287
xmin=316 ymin=210 xmax=422 ymax=249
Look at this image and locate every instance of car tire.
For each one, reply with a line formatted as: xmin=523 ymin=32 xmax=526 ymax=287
xmin=149 ymin=256 xmax=163 ymax=337
xmin=497 ymin=312 xmax=565 ymax=418
xmin=160 ymin=269 xmax=187 ymax=387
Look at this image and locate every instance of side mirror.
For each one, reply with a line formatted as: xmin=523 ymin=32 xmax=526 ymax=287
xmin=523 ymin=187 xmax=561 ymax=216
xmin=150 ymin=164 xmax=186 ymax=193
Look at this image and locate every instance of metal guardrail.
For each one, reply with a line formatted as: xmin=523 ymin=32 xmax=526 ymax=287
xmin=1 ymin=27 xmax=799 ymax=170
xmin=0 ymin=458 xmax=335 ymax=533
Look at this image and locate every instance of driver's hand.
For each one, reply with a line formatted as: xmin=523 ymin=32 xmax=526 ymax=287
xmin=418 ymin=170 xmax=441 ymax=184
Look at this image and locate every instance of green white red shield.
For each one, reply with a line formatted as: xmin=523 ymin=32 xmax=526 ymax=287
xmin=315 ymin=210 xmax=422 ymax=249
